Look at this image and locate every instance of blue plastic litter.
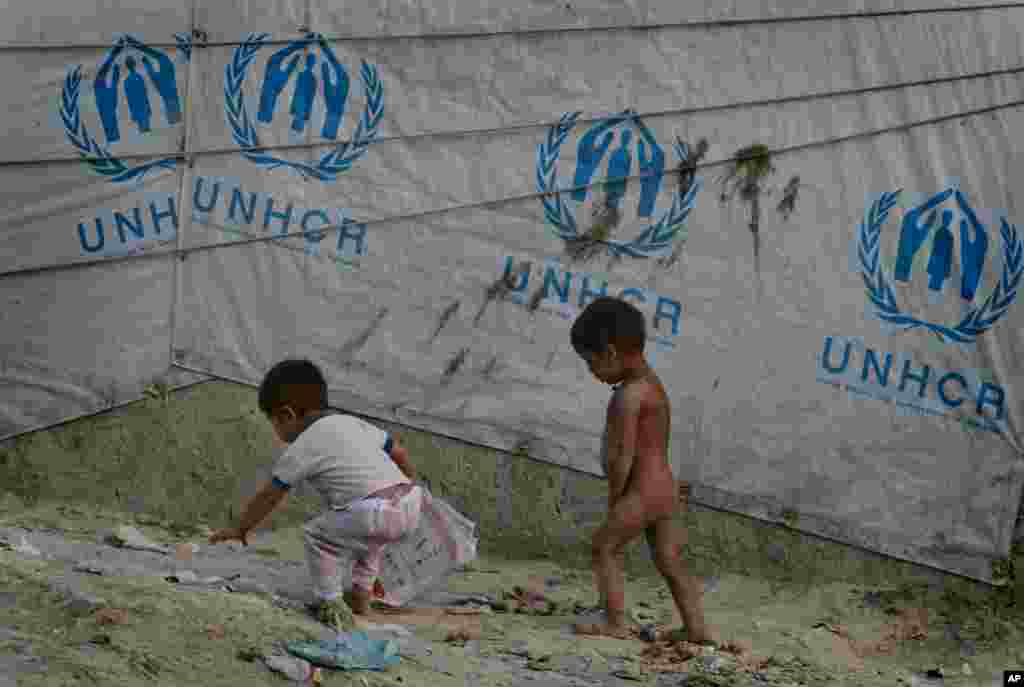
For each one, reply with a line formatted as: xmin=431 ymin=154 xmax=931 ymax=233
xmin=285 ymin=632 xmax=401 ymax=671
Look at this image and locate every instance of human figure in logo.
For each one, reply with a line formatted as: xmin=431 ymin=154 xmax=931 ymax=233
xmin=123 ymin=56 xmax=153 ymax=134
xmin=926 ymin=208 xmax=955 ymax=293
xmin=572 ymin=112 xmax=630 ymax=202
xmin=290 ymin=53 xmax=318 ymax=134
xmin=94 ymin=40 xmax=125 ymax=143
xmin=257 ymin=42 xmax=305 ymax=124
xmin=955 ymin=190 xmax=989 ymax=302
xmin=125 ymin=36 xmax=183 ymax=125
xmin=894 ymin=188 xmax=954 ymax=283
xmin=604 ymin=129 xmax=633 ymax=212
xmin=318 ymin=39 xmax=349 ymax=140
xmin=630 ymin=115 xmax=665 ymax=218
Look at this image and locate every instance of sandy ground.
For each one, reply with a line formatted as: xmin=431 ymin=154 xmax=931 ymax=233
xmin=1 ymin=502 xmax=1022 ymax=686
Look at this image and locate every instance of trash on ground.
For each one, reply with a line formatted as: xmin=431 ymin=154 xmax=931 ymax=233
xmin=226 ymin=578 xmax=270 ymax=595
xmin=445 ymin=605 xmax=490 ymax=615
xmin=13 ymin=535 xmax=41 ymax=557
xmin=174 ymin=543 xmax=198 ymax=561
xmin=285 ymin=632 xmax=401 ymax=671
xmin=263 ymin=652 xmax=316 ymax=682
xmin=639 ymin=640 xmax=703 ymax=672
xmin=444 ymin=628 xmax=480 ymax=643
xmin=506 ymin=586 xmax=556 ymax=614
xmin=354 ymin=621 xmax=412 ymax=638
xmin=237 ymin=646 xmax=262 ymax=662
xmin=94 ymin=608 xmax=127 ymax=626
xmin=104 ymin=525 xmax=169 ymax=554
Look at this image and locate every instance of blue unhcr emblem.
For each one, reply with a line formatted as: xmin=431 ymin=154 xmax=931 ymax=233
xmin=858 ymin=188 xmax=1022 ymax=344
xmin=225 ymin=33 xmax=384 ymax=182
xmin=59 ymin=34 xmax=192 ymax=184
xmin=536 ymin=110 xmax=700 ymax=258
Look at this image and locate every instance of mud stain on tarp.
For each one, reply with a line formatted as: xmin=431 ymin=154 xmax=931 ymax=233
xmin=430 ymin=302 xmax=461 ymax=343
xmin=340 ymin=307 xmax=390 ymax=361
xmin=441 ymin=348 xmax=470 ymax=386
xmin=658 ymin=137 xmax=710 ymax=271
xmin=475 ymin=263 xmax=530 ymax=326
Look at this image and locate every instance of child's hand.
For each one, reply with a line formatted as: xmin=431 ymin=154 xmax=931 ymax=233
xmin=208 ymin=527 xmax=248 ymax=546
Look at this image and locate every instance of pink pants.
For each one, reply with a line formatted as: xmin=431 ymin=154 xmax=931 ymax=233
xmin=302 ymin=483 xmax=422 ymax=601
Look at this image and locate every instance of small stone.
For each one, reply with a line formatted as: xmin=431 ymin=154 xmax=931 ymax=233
xmin=959 ymin=639 xmax=976 ymax=657
xmin=73 ymin=562 xmax=108 ymax=575
xmin=639 ymin=624 xmax=658 ymax=642
xmin=862 ymin=591 xmax=883 ymax=608
xmin=700 ymin=655 xmax=725 ymax=673
xmin=49 ymin=580 xmax=105 ymax=615
xmin=611 ymin=667 xmax=644 ymax=681
xmin=0 ymin=593 xmax=16 ymax=610
xmin=165 ymin=571 xmax=198 ymax=584
xmin=703 ymin=576 xmax=721 ymax=593
xmin=943 ymin=623 xmax=961 ymax=641
xmin=765 ymin=543 xmax=786 ymax=563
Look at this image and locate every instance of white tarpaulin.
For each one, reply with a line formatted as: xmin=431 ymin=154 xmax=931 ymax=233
xmin=2 ymin=2 xmax=1023 ymax=581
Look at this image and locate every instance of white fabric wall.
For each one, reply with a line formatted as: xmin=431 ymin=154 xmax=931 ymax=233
xmin=1 ymin=1 xmax=1022 ymax=582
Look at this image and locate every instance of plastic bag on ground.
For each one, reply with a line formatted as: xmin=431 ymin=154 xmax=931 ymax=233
xmin=375 ymin=487 xmax=478 ymax=607
xmin=327 ymin=487 xmax=478 ymax=608
xmin=285 ymin=632 xmax=400 ymax=670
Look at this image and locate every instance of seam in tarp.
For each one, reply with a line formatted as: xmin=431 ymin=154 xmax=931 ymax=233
xmin=167 ymin=0 xmax=201 ymax=389
xmin=0 ymin=378 xmax=211 ymax=445
xmin=169 ymin=361 xmax=601 ymax=479
xmin=3 ymin=62 xmax=1024 ymax=170
xmin=3 ymin=93 xmax=1023 ymax=281
xmin=0 ymin=3 xmax=1023 ymax=50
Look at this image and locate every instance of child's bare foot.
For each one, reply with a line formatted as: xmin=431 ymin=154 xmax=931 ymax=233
xmin=663 ymin=626 xmax=718 ymax=646
xmin=573 ymin=622 xmax=635 ymax=640
xmin=343 ymin=588 xmax=371 ymax=615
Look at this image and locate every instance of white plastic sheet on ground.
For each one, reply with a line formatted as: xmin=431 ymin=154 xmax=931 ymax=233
xmin=1 ymin=2 xmax=1023 ymax=581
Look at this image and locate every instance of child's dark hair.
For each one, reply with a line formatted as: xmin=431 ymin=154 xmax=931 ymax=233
xmin=570 ymin=296 xmax=646 ymax=356
xmin=258 ymin=359 xmax=329 ymax=416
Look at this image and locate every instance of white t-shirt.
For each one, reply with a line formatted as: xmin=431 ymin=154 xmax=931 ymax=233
xmin=271 ymin=414 xmax=410 ymax=510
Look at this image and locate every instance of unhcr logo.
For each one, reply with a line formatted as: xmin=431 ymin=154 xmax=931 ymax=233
xmin=225 ymin=32 xmax=384 ymax=182
xmin=59 ymin=34 xmax=192 ymax=184
xmin=536 ymin=110 xmax=700 ymax=259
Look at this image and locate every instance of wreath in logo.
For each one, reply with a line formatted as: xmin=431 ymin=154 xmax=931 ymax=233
xmin=59 ymin=34 xmax=192 ymax=184
xmin=858 ymin=190 xmax=1023 ymax=343
xmin=536 ymin=111 xmax=700 ymax=258
xmin=225 ymin=33 xmax=384 ymax=182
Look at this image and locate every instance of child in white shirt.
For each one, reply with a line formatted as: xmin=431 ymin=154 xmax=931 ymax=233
xmin=208 ymin=359 xmax=421 ymax=627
